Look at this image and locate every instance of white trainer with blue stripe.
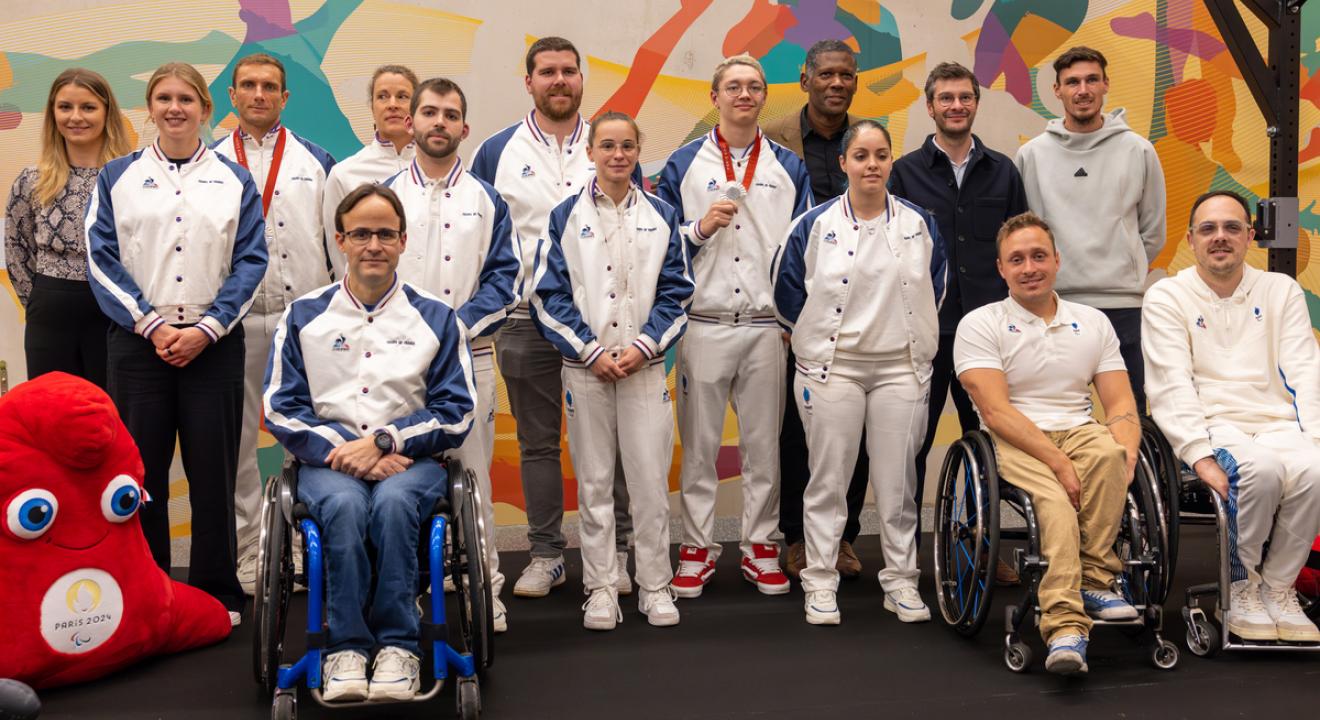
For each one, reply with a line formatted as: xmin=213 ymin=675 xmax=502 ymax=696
xmin=514 ymin=555 xmax=567 ymax=598
xmin=1081 ymin=588 xmax=1140 ymax=621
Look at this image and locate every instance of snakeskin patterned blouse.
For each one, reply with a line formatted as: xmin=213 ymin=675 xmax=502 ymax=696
xmin=5 ymin=165 xmax=100 ymax=306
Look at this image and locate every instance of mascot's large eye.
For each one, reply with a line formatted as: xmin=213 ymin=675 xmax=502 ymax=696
xmin=6 ymin=489 xmax=59 ymax=540
xmin=101 ymin=475 xmax=142 ymax=522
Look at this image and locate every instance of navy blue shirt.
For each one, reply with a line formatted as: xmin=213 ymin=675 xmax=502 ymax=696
xmin=888 ymin=134 xmax=1027 ymax=333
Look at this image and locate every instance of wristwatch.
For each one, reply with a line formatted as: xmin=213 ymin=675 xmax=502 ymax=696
xmin=373 ymin=429 xmax=394 ymax=453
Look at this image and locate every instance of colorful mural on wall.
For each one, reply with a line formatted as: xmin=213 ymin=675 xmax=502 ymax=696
xmin=1 ymin=0 xmax=1316 ymax=539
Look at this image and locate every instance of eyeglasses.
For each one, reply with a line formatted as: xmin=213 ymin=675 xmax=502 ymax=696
xmin=1192 ymin=221 xmax=1249 ymax=238
xmin=934 ymin=93 xmax=977 ymax=107
xmin=594 ymin=140 xmax=639 ymax=153
xmin=720 ymin=83 xmax=766 ymax=98
xmin=344 ymin=228 xmax=402 ymax=245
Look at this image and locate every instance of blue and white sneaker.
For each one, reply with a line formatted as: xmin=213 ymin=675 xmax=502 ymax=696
xmin=367 ymin=647 xmax=420 ymax=701
xmin=883 ymin=587 xmax=931 ymax=623
xmin=1081 ymin=588 xmax=1140 ymax=620
xmin=805 ymin=590 xmax=841 ymax=625
xmin=514 ymin=555 xmax=567 ymax=598
xmin=1045 ymin=633 xmax=1089 ymax=675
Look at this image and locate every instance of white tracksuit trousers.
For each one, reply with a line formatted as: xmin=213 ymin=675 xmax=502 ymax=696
xmin=236 ymin=309 xmax=284 ymax=559
xmin=564 ymin=362 xmax=675 ymax=594
xmin=676 ymin=321 xmax=785 ymax=560
xmin=449 ymin=350 xmax=504 ymax=597
xmin=795 ymin=356 xmax=928 ymax=593
xmin=1210 ymin=424 xmax=1320 ymax=590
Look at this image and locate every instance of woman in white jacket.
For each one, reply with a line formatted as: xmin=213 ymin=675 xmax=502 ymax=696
xmin=530 ymin=112 xmax=693 ymax=631
xmin=772 ymin=119 xmax=947 ymax=626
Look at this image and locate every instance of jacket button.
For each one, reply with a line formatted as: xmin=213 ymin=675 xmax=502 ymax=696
xmin=278 ymin=221 xmax=285 ymax=227
xmin=361 ymin=387 xmax=369 ymax=394
xmin=607 ymin=265 xmax=612 ymax=271
xmin=274 ymin=190 xmax=280 ymax=196
xmin=835 ymin=307 xmax=842 ymax=313
xmin=444 ymin=223 xmax=450 ymax=229
xmin=842 ymin=278 xmax=848 ymax=284
xmin=609 ymin=293 xmax=616 ymax=299
xmin=361 ymin=424 xmax=368 ymax=430
xmin=175 ymin=217 xmax=182 ymax=222
xmin=365 ymin=352 xmax=372 ymax=358
xmin=734 ymin=288 xmax=741 ymax=294
xmin=444 ymin=289 xmax=451 ymax=294
xmin=176 ymin=276 xmax=183 ymax=282
xmin=958 ymin=235 xmax=965 ymax=242
xmin=445 ymin=255 xmax=451 ymax=261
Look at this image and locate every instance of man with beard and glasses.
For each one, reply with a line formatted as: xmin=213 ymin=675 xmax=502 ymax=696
xmin=1015 ymin=46 xmax=1165 ymax=412
xmin=762 ymin=39 xmax=869 ymax=581
xmin=383 ymin=77 xmax=520 ymax=633
xmin=471 ymin=37 xmax=638 ymax=601
xmin=889 ymin=62 xmax=1026 ymax=583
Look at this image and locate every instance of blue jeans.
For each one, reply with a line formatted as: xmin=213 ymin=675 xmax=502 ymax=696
xmin=298 ymin=458 xmax=447 ymax=654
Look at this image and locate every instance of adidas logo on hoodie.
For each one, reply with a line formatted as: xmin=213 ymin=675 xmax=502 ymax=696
xmin=1074 ymin=167 xmax=1088 ymax=177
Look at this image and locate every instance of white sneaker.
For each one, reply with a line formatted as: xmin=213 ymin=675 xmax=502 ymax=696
xmin=582 ymin=587 xmax=622 ymax=631
xmin=443 ymin=574 xmax=456 ymax=593
xmin=514 ymin=556 xmax=567 ymax=598
xmin=1261 ymin=583 xmax=1320 ymax=642
xmin=493 ymin=596 xmax=508 ymax=634
xmin=883 ymin=587 xmax=931 ymax=623
xmin=638 ymin=587 xmax=680 ymax=627
xmin=237 ymin=552 xmax=258 ymax=596
xmin=805 ymin=590 xmax=841 ymax=625
xmin=229 ymin=611 xmax=243 ymax=627
xmin=321 ymin=650 xmax=368 ymax=702
xmin=367 ymin=647 xmax=420 ymax=701
xmin=615 ymin=551 xmax=633 ymax=596
xmin=1224 ymin=579 xmax=1278 ymax=641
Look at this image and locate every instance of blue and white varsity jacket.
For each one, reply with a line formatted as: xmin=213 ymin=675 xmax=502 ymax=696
xmin=211 ymin=123 xmax=336 ymax=315
xmin=655 ymin=127 xmax=811 ymax=325
xmin=383 ymin=156 xmax=522 ymax=352
xmin=86 ymin=139 xmax=268 ymax=342
xmin=263 ymin=275 xmax=476 ymax=465
xmin=772 ymin=192 xmax=948 ymax=383
xmin=530 ymin=180 xmax=693 ymax=368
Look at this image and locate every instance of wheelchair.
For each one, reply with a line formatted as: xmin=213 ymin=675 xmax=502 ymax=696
xmin=932 ymin=428 xmax=1180 ymax=672
xmin=250 ymin=456 xmax=495 ymax=719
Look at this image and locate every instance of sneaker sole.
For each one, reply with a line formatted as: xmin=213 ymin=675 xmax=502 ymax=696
xmin=513 ymin=571 xmax=566 ymax=598
xmin=670 ymin=583 xmax=706 ymax=599
xmin=645 ymin=613 xmax=680 ymax=627
xmin=584 ymin=619 xmax=617 ymax=631
xmin=322 ymin=687 xmax=368 ymax=703
xmin=1045 ymin=657 xmax=1088 ymax=675
xmin=368 ymin=687 xmax=419 ymax=702
xmin=805 ymin=611 xmax=841 ymax=625
xmin=1224 ymin=620 xmax=1279 ymax=642
xmin=742 ymin=571 xmax=790 ymax=595
xmin=1088 ymin=608 xmax=1140 ymax=622
xmin=1275 ymin=626 xmax=1320 ymax=643
xmin=883 ymin=597 xmax=931 ymax=623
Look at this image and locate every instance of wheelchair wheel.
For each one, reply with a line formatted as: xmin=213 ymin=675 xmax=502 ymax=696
xmin=451 ymin=464 xmax=495 ymax=673
xmin=933 ymin=432 xmax=1000 ymax=637
xmin=1004 ymin=641 xmax=1032 ymax=673
xmin=1141 ymin=417 xmax=1181 ymax=589
xmin=1115 ymin=463 xmax=1165 ymax=611
xmin=253 ymin=472 xmax=294 ymax=698
xmin=457 ymin=677 xmax=481 ymax=720
xmin=271 ymin=690 xmax=296 ymax=720
xmin=1186 ymin=615 xmax=1220 ymax=657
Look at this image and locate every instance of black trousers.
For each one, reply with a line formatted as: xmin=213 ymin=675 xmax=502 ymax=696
xmin=24 ymin=274 xmax=110 ymax=389
xmin=779 ymin=349 xmax=869 ymax=546
xmin=107 ymin=324 xmax=245 ymax=611
xmin=1099 ymin=307 xmax=1147 ymax=413
xmin=914 ymin=332 xmax=981 ymax=542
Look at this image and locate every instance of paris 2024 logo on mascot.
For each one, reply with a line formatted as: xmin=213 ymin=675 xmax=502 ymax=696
xmin=0 ymin=372 xmax=231 ymax=688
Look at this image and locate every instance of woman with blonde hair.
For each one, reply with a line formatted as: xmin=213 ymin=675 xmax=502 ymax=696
xmin=87 ymin=61 xmax=267 ymax=623
xmin=5 ymin=67 xmax=131 ymax=387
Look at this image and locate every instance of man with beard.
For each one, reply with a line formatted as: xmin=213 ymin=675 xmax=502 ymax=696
xmin=762 ymin=39 xmax=869 ymax=580
xmin=211 ymin=53 xmax=337 ymax=594
xmin=889 ymin=62 xmax=1026 ymax=577
xmin=471 ymin=37 xmax=636 ymax=600
xmin=1015 ymin=47 xmax=1165 ymax=412
xmin=383 ymin=77 xmax=520 ymax=632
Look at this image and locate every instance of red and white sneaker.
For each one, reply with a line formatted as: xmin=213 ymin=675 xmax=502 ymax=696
xmin=741 ymin=544 xmax=790 ymax=595
xmin=670 ymin=545 xmax=716 ymax=598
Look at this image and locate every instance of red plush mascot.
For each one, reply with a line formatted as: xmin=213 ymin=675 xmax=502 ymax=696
xmin=0 ymin=372 xmax=231 ymax=688
xmin=1296 ymin=536 xmax=1320 ymax=598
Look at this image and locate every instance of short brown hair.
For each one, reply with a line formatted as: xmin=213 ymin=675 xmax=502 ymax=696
xmin=924 ymin=62 xmax=980 ymax=103
xmin=995 ymin=212 xmax=1056 ymax=256
xmin=525 ymin=37 xmax=580 ymax=75
xmin=411 ymin=77 xmax=467 ymax=119
xmin=1053 ymin=46 xmax=1108 ymax=81
xmin=369 ymin=64 xmax=418 ymax=98
xmin=335 ymin=183 xmax=407 ymax=234
xmin=587 ymin=110 xmax=642 ymax=146
xmin=232 ymin=53 xmax=286 ymax=91
xmin=1187 ymin=190 xmax=1252 ymax=228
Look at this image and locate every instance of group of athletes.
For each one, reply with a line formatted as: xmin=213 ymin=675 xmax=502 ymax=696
xmin=7 ymin=33 xmax=1319 ymax=700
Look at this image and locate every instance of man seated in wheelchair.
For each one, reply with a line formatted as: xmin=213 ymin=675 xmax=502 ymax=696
xmin=1143 ymin=190 xmax=1320 ymax=644
xmin=263 ymin=183 xmax=477 ymax=702
xmin=954 ymin=213 xmax=1143 ymax=675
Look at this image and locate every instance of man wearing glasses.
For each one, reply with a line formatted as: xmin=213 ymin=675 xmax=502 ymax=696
xmin=657 ymin=54 xmax=811 ymax=599
xmin=264 ymin=183 xmax=477 ymax=702
xmin=889 ymin=62 xmax=1026 ymax=576
xmin=1144 ymin=190 xmax=1320 ymax=645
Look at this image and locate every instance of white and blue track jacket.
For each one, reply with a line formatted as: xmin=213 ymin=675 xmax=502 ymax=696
xmin=530 ymin=180 xmax=693 ymax=368
xmin=472 ymin=112 xmax=643 ymax=317
xmin=772 ymin=192 xmax=948 ymax=384
xmin=656 ymin=127 xmax=811 ymax=324
xmin=263 ymin=276 xmax=477 ymax=465
xmin=211 ymin=123 xmax=336 ymax=315
xmin=322 ymin=134 xmax=416 ymax=279
xmin=382 ymin=156 xmax=521 ymax=353
xmin=87 ymin=139 xmax=268 ymax=342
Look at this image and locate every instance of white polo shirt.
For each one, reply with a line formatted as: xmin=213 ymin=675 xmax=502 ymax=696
xmin=954 ymin=293 xmax=1126 ymax=430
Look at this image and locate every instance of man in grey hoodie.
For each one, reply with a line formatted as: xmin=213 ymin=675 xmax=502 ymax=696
xmin=1014 ymin=46 xmax=1166 ymax=411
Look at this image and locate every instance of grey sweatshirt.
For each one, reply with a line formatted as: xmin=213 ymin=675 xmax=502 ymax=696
xmin=1014 ymin=109 xmax=1166 ymax=309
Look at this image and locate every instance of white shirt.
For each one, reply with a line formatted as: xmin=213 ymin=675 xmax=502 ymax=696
xmin=933 ymin=136 xmax=976 ymax=188
xmin=322 ymin=133 xmax=415 ymax=278
xmin=211 ymin=123 xmax=335 ymax=315
xmin=954 ymin=293 xmax=1126 ymax=431
xmin=1143 ymin=265 xmax=1320 ymax=465
xmin=471 ymin=112 xmax=594 ymax=316
xmin=836 ymin=213 xmax=908 ymax=356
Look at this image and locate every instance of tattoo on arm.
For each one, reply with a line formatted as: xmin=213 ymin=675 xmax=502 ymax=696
xmin=1104 ymin=412 xmax=1140 ymax=427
